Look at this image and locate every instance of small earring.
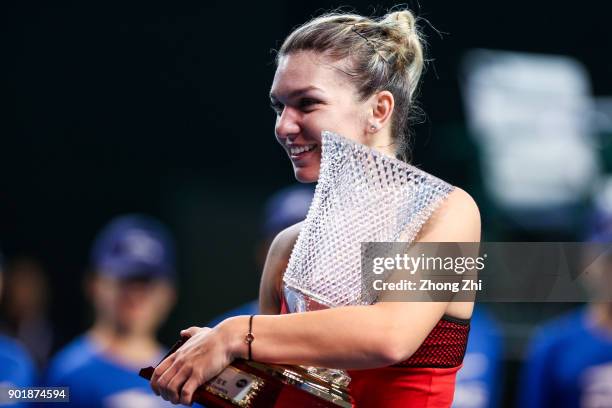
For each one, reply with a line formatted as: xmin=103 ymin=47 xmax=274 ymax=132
xmin=370 ymin=124 xmax=377 ymax=131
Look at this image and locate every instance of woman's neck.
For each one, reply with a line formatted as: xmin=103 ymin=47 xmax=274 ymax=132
xmin=367 ymin=131 xmax=396 ymax=158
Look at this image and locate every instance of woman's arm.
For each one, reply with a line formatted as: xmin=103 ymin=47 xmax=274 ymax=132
xmin=150 ymin=187 xmax=480 ymax=405
xmin=258 ymin=222 xmax=301 ymax=314
xmin=221 ymin=299 xmax=450 ymax=368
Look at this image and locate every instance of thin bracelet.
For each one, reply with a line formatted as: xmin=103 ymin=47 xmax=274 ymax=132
xmin=245 ymin=315 xmax=255 ymax=360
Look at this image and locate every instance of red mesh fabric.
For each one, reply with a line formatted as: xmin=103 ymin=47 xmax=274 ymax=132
xmin=393 ymin=317 xmax=470 ymax=368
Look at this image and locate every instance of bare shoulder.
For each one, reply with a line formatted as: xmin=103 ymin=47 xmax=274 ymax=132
xmin=415 ymin=186 xmax=481 ymax=242
xmin=268 ymin=221 xmax=303 ymax=258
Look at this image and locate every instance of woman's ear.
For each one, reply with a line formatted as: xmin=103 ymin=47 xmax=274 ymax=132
xmin=368 ymin=90 xmax=394 ymax=131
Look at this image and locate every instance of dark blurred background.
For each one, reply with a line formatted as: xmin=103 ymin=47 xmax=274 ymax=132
xmin=2 ymin=1 xmax=612 ymax=406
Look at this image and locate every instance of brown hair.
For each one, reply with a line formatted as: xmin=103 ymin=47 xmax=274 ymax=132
xmin=277 ymin=8 xmax=426 ymax=161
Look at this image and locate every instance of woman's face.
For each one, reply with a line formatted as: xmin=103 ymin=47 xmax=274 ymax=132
xmin=270 ymin=51 xmax=371 ymax=183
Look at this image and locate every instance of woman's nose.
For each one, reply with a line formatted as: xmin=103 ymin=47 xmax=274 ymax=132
xmin=275 ymin=108 xmax=300 ymax=141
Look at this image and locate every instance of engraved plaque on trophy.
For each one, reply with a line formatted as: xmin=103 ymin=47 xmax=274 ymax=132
xmin=139 ymin=337 xmax=353 ymax=408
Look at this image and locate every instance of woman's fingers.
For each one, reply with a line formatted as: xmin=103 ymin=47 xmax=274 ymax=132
xmin=180 ymin=326 xmax=201 ymax=338
xmin=179 ymin=376 xmax=201 ymax=406
xmin=150 ymin=354 xmax=175 ymax=395
xmin=150 ymin=326 xmax=222 ymax=404
xmin=165 ymin=364 xmax=192 ymax=404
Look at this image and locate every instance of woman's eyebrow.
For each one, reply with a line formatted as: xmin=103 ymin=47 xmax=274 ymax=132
xmin=270 ymin=86 xmax=324 ymax=101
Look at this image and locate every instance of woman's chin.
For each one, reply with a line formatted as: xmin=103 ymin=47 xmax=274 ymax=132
xmin=294 ymin=167 xmax=319 ymax=183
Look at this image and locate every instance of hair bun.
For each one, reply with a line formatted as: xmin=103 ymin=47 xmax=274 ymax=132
xmin=378 ymin=9 xmax=424 ymax=99
xmin=384 ymin=10 xmax=417 ymax=39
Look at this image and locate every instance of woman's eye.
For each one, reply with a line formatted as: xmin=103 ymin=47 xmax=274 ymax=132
xmin=299 ymin=98 xmax=319 ymax=109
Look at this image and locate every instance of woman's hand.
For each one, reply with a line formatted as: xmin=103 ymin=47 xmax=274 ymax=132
xmin=150 ymin=323 xmax=241 ymax=405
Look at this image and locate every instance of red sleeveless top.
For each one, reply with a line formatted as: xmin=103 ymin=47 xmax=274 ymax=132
xmin=278 ymin=296 xmax=470 ymax=408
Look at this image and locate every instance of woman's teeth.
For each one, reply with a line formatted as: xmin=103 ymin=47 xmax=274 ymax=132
xmin=290 ymin=145 xmax=316 ymax=155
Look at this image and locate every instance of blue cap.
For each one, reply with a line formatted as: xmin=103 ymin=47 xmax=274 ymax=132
xmin=262 ymin=185 xmax=314 ymax=237
xmin=91 ymin=214 xmax=176 ymax=280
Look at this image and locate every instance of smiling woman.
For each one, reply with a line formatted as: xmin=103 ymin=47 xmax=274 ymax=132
xmin=150 ymin=7 xmax=480 ymax=408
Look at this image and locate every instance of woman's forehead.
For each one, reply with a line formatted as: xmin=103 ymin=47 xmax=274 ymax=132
xmin=271 ymin=51 xmax=350 ymax=97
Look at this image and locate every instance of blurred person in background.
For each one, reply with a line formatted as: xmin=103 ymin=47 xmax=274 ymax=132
xmin=0 ymin=255 xmax=53 ymax=369
xmin=453 ymin=306 xmax=503 ymax=408
xmin=207 ymin=184 xmax=314 ymax=327
xmin=517 ymin=203 xmax=612 ymax=408
xmin=0 ymin=251 xmax=36 ymax=405
xmin=42 ymin=215 xmax=177 ymax=407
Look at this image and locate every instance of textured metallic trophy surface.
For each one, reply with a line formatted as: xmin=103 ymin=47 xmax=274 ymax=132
xmin=282 ymin=130 xmax=455 ymax=385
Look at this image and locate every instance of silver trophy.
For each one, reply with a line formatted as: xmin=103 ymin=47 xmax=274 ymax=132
xmin=282 ymin=130 xmax=455 ymax=385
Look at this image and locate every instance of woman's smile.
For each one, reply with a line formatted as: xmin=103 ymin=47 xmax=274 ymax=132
xmin=286 ymin=143 xmax=319 ymax=165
